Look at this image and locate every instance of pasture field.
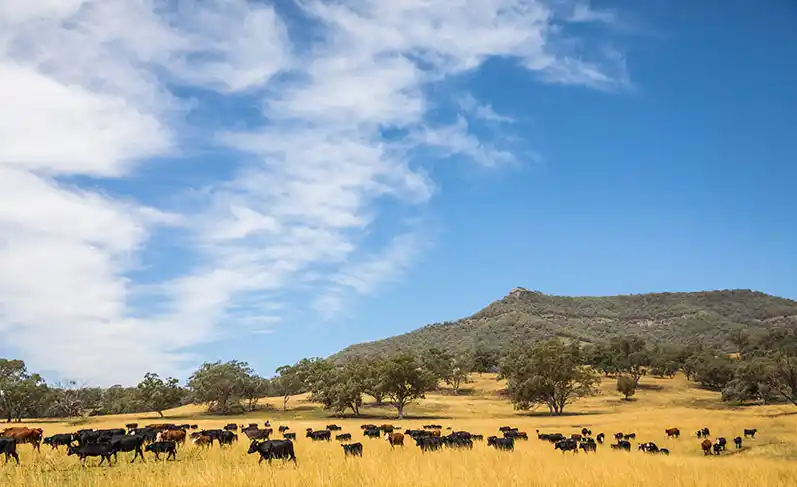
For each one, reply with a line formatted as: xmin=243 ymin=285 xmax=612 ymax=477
xmin=3 ymin=374 xmax=797 ymax=487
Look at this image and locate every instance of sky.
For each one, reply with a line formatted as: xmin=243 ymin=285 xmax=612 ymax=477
xmin=0 ymin=0 xmax=795 ymax=386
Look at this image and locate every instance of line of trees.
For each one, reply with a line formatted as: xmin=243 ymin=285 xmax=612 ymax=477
xmin=3 ymin=327 xmax=796 ymax=421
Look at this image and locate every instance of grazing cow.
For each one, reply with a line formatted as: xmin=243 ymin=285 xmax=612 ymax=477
xmin=665 ymin=428 xmax=680 ymax=439
xmin=248 ymin=440 xmax=297 ymax=465
xmin=380 ymin=424 xmax=394 ymax=434
xmin=596 ymin=433 xmax=605 ymax=444
xmin=192 ymin=435 xmax=212 ymax=448
xmin=336 ymin=433 xmax=352 ymax=442
xmin=125 ymin=423 xmax=138 ymax=430
xmin=444 ymin=435 xmax=473 ymax=449
xmin=554 ymin=438 xmax=579 ymax=454
xmin=342 ymin=442 xmax=363 ymax=457
xmin=623 ymin=433 xmax=636 ymax=440
xmin=283 ymin=432 xmax=296 ymax=440
xmin=0 ymin=438 xmax=19 ymax=465
xmin=416 ymin=436 xmax=445 ymax=452
xmin=504 ymin=430 xmax=528 ymax=440
xmin=579 ymin=441 xmax=597 ymax=453
xmin=385 ymin=432 xmax=405 ymax=447
xmin=218 ymin=431 xmax=237 ymax=446
xmin=244 ymin=428 xmax=272 ymax=441
xmin=107 ymin=435 xmax=146 ymax=463
xmin=363 ymin=428 xmax=381 ymax=439
xmin=1 ymin=427 xmax=43 ymax=452
xmin=224 ymin=424 xmax=238 ymax=431
xmin=327 ymin=424 xmax=342 ymax=431
xmin=734 ymin=436 xmax=742 ymax=449
xmin=307 ymin=430 xmax=332 ymax=441
xmin=639 ymin=442 xmax=660 ymax=453
xmin=611 ymin=441 xmax=631 ymax=451
xmin=361 ymin=424 xmax=378 ymax=430
xmin=145 ymin=441 xmax=176 ymax=461
xmin=701 ymin=439 xmax=713 ymax=455
xmin=157 ymin=429 xmax=186 ymax=446
xmin=744 ymin=429 xmax=757 ymax=438
xmin=44 ymin=434 xmax=74 ymax=450
xmin=279 ymin=426 xmax=290 ymax=432
xmin=67 ymin=443 xmax=114 ymax=466
xmin=713 ymin=442 xmax=722 ymax=455
xmin=487 ymin=436 xmax=514 ymax=451
xmin=716 ymin=437 xmax=727 ymax=451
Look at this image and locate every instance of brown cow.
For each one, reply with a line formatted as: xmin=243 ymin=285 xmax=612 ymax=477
xmin=158 ymin=429 xmax=186 ymax=446
xmin=665 ymin=428 xmax=680 ymax=439
xmin=2 ymin=427 xmax=43 ymax=452
xmin=192 ymin=435 xmax=212 ymax=448
xmin=385 ymin=432 xmax=404 ymax=447
xmin=701 ymin=439 xmax=712 ymax=455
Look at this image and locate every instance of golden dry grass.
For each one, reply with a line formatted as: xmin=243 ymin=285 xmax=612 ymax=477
xmin=3 ymin=374 xmax=797 ymax=487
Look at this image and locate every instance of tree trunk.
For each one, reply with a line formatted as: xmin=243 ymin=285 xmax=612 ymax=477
xmin=283 ymin=396 xmax=289 ymax=411
xmin=397 ymin=403 xmax=404 ymax=420
xmin=158 ymin=410 xmax=164 ymax=418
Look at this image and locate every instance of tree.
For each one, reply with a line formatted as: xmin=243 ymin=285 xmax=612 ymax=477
xmin=444 ymin=356 xmax=471 ymax=395
xmin=274 ymin=364 xmax=306 ymax=411
xmin=421 ymin=347 xmax=453 ymax=388
xmin=722 ymin=358 xmax=776 ymax=404
xmin=240 ymin=375 xmax=271 ymax=412
xmin=691 ymin=353 xmax=736 ymax=390
xmin=310 ymin=359 xmax=368 ymax=416
xmin=767 ymin=354 xmax=797 ymax=407
xmin=136 ymin=373 xmax=184 ymax=417
xmin=469 ymin=345 xmax=499 ymax=375
xmin=50 ymin=381 xmax=88 ymax=418
xmin=617 ymin=375 xmax=637 ymax=400
xmin=500 ymin=340 xmax=600 ymax=415
xmin=611 ymin=337 xmax=650 ymax=384
xmin=361 ymin=358 xmax=387 ymax=405
xmin=187 ymin=360 xmax=253 ymax=414
xmin=0 ymin=359 xmax=47 ymax=422
xmin=379 ymin=352 xmax=437 ymax=419
xmin=729 ymin=328 xmax=751 ymax=358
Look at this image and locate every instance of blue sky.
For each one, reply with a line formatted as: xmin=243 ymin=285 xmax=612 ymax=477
xmin=0 ymin=0 xmax=794 ymax=385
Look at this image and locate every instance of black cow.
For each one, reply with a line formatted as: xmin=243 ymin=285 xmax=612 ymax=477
xmin=326 ymin=424 xmax=342 ymax=431
xmin=342 ymin=442 xmax=363 ymax=457
xmin=498 ymin=426 xmax=514 ymax=432
xmin=554 ymin=438 xmax=578 ymax=453
xmin=336 ymin=433 xmax=352 ymax=441
xmin=128 ymin=428 xmax=159 ymax=444
xmin=283 ymin=432 xmax=296 ymax=440
xmin=660 ymin=448 xmax=670 ymax=455
xmin=472 ymin=434 xmax=484 ymax=441
xmin=611 ymin=440 xmax=631 ymax=451
xmin=596 ymin=433 xmax=605 ymax=444
xmin=106 ymin=435 xmax=146 ymax=463
xmin=713 ymin=442 xmax=722 ymax=455
xmin=623 ymin=433 xmax=636 ymax=440
xmin=579 ymin=441 xmax=597 ymax=453
xmin=734 ymin=436 xmax=742 ymax=449
xmin=504 ymin=430 xmax=528 ymax=440
xmin=125 ymin=423 xmax=138 ymax=430
xmin=146 ymin=441 xmax=177 ymax=461
xmin=67 ymin=443 xmax=114 ymax=466
xmin=0 ymin=438 xmax=19 ymax=465
xmin=416 ymin=436 xmax=445 ymax=451
xmin=361 ymin=424 xmax=378 ymax=430
xmin=219 ymin=431 xmax=237 ymax=446
xmin=487 ymin=436 xmax=514 ymax=451
xmin=614 ymin=432 xmax=624 ymax=441
xmin=639 ymin=442 xmax=659 ymax=453
xmin=581 ymin=428 xmax=592 ymax=437
xmin=223 ymin=424 xmax=238 ymax=431
xmin=248 ymin=440 xmax=297 ymax=464
xmin=307 ymin=430 xmax=331 ymax=441
xmin=445 ymin=436 xmax=473 ymax=449
xmin=363 ymin=428 xmax=381 ymax=439
xmin=716 ymin=437 xmax=727 ymax=451
xmin=279 ymin=426 xmax=290 ymax=432
xmin=190 ymin=425 xmax=199 ymax=430
xmin=744 ymin=429 xmax=757 ymax=438
xmin=44 ymin=434 xmax=74 ymax=450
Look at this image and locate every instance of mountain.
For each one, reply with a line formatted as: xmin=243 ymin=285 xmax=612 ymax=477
xmin=333 ymin=288 xmax=797 ymax=360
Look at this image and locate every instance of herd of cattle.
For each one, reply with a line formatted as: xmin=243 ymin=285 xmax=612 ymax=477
xmin=0 ymin=421 xmax=759 ymax=466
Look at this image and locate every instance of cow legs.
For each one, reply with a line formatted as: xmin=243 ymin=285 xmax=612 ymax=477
xmin=168 ymin=449 xmax=176 ymax=461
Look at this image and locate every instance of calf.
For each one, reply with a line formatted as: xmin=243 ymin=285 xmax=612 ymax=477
xmin=335 ymin=433 xmax=352 ymax=442
xmin=385 ymin=432 xmax=404 ymax=447
xmin=145 ymin=441 xmax=177 ymax=460
xmin=744 ymin=428 xmax=757 ymax=438
xmin=665 ymin=428 xmax=680 ymax=439
xmin=342 ymin=442 xmax=363 ymax=457
xmin=0 ymin=438 xmax=19 ymax=465
xmin=487 ymin=436 xmax=514 ymax=451
xmin=734 ymin=436 xmax=742 ymax=449
xmin=248 ymin=440 xmax=297 ymax=464
xmin=44 ymin=434 xmax=74 ymax=450
xmin=67 ymin=443 xmax=114 ymax=466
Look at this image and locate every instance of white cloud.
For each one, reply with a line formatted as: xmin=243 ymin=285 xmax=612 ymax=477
xmin=0 ymin=0 xmax=631 ymax=385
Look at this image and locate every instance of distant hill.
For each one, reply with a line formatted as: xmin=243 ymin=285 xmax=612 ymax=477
xmin=333 ymin=288 xmax=797 ymax=360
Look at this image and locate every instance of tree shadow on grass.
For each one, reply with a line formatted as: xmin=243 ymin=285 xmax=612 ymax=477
xmin=515 ymin=410 xmax=606 ymax=418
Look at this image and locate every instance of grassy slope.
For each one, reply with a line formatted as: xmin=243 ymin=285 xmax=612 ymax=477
xmin=3 ymin=374 xmax=797 ymax=487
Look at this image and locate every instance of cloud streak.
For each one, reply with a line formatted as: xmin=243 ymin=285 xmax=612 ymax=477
xmin=0 ymin=0 xmax=630 ymax=384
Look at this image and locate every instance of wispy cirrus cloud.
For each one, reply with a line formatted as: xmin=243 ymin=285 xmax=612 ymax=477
xmin=0 ymin=0 xmax=631 ymax=384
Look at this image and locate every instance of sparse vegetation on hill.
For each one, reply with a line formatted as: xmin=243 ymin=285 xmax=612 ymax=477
xmin=333 ymin=289 xmax=797 ymax=361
